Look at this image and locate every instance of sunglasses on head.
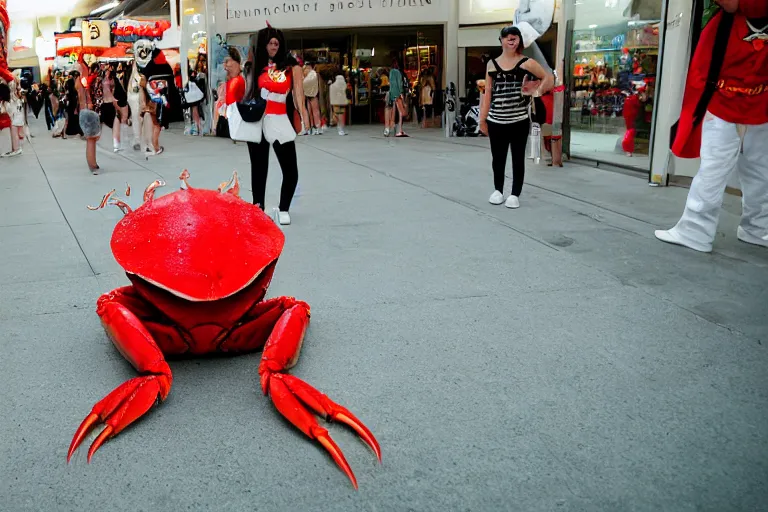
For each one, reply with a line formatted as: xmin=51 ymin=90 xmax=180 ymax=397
xmin=500 ymin=25 xmax=521 ymax=39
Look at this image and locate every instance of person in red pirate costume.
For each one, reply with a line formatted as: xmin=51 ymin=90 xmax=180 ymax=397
xmin=242 ymin=23 xmax=310 ymax=226
xmin=655 ymin=0 xmax=768 ymax=252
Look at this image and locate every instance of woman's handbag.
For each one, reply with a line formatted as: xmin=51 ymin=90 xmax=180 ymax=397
xmin=182 ymin=81 xmax=204 ymax=105
xmin=226 ymin=96 xmax=266 ymax=143
xmin=526 ymin=96 xmax=542 ymax=163
xmin=527 ymin=122 xmax=542 ymax=163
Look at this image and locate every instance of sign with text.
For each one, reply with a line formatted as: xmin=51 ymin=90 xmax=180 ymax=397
xmin=224 ymin=0 xmax=448 ymax=32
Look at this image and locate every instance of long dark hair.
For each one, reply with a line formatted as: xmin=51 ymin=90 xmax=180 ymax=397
xmin=244 ymin=25 xmax=297 ymax=101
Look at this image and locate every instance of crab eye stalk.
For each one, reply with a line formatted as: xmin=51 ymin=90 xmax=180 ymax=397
xmin=143 ymin=179 xmax=167 ymax=202
xmin=87 ymin=189 xmax=117 ymax=211
xmin=86 ymin=189 xmax=133 ymax=215
xmin=217 ymin=171 xmax=240 ymax=198
xmin=179 ymin=169 xmax=192 ymax=189
xmin=110 ymin=198 xmax=133 ymax=215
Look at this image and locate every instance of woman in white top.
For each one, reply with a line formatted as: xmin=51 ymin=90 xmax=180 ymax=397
xmin=329 ymin=72 xmax=349 ymax=136
xmin=5 ymin=79 xmax=24 ymax=156
xmin=303 ymin=62 xmax=322 ymax=135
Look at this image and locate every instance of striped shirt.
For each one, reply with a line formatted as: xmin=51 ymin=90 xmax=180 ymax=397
xmin=487 ymin=58 xmax=532 ymax=124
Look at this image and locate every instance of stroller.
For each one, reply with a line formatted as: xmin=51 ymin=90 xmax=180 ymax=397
xmin=453 ymin=97 xmax=482 ymax=137
xmin=453 ymin=80 xmax=484 ymax=137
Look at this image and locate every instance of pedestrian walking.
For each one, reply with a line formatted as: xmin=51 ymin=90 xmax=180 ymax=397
xmin=329 ymin=72 xmax=349 ymax=136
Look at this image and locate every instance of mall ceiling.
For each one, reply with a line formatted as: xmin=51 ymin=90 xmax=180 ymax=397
xmin=574 ymin=0 xmax=662 ymax=31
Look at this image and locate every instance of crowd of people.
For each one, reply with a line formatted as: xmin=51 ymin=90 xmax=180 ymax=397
xmin=4 ymin=0 xmax=764 ymax=253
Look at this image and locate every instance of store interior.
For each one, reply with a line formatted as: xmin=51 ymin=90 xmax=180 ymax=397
xmin=568 ymin=0 xmax=661 ymax=167
xmin=284 ymin=25 xmax=444 ymax=126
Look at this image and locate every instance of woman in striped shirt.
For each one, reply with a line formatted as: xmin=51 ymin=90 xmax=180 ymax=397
xmin=479 ymin=25 xmax=553 ymax=209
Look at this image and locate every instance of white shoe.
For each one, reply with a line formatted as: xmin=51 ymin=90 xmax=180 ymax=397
xmin=277 ymin=211 xmax=291 ymax=225
xmin=654 ymin=228 xmax=712 ymax=253
xmin=736 ymin=226 xmax=768 ymax=248
xmin=384 ymin=128 xmax=390 ymax=137
xmin=489 ymin=190 xmax=504 ymax=205
xmin=505 ymin=195 xmax=520 ymax=209
xmin=338 ymin=130 xmax=347 ymax=136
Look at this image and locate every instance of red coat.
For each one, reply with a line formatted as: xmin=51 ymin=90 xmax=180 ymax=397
xmin=672 ymin=0 xmax=768 ymax=159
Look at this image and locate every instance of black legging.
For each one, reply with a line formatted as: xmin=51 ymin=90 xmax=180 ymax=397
xmin=487 ymin=119 xmax=530 ymax=197
xmin=247 ymin=138 xmax=299 ymax=212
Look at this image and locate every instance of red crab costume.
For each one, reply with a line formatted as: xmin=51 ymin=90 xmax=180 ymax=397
xmin=657 ymin=0 xmax=768 ymax=252
xmin=0 ymin=0 xmax=13 ymax=84
xmin=67 ymin=171 xmax=381 ymax=489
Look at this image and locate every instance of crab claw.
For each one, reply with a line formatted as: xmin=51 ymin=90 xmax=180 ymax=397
xmin=267 ymin=374 xmax=359 ymax=489
xmin=67 ymin=374 xmax=168 ymax=463
xmin=265 ymin=373 xmax=381 ymax=489
xmin=280 ymin=374 xmax=382 ymax=463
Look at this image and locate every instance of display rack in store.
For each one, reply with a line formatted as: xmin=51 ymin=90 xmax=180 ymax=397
xmin=569 ymin=22 xmax=660 ymax=153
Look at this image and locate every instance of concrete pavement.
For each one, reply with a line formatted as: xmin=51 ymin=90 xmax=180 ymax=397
xmin=1 ymin=118 xmax=767 ymax=511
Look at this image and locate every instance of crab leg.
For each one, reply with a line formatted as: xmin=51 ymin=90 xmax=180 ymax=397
xmin=258 ymin=300 xmax=381 ymax=489
xmin=67 ymin=292 xmax=172 ymax=463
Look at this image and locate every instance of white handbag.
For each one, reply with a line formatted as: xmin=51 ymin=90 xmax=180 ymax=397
xmin=226 ymin=102 xmax=262 ymax=143
xmin=184 ymin=81 xmax=204 ymax=104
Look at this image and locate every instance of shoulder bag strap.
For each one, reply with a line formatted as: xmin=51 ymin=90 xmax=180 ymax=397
xmin=692 ymin=10 xmax=734 ymax=127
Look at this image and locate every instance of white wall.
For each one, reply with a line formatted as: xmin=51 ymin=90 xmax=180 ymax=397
xmin=650 ymin=0 xmax=694 ymax=186
xmin=459 ymin=0 xmax=518 ymax=25
xmin=221 ymin=0 xmax=451 ymax=33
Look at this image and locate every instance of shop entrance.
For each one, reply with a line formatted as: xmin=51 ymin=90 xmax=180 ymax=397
xmin=284 ymin=25 xmax=444 ymax=126
xmin=566 ymin=0 xmax=663 ymax=170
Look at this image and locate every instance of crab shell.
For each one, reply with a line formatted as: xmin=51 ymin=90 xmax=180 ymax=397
xmin=111 ymin=187 xmax=284 ymax=301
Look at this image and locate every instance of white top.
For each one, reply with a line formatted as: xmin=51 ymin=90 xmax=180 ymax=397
xmin=303 ymin=70 xmax=319 ymax=98
xmin=329 ymin=76 xmax=348 ymax=106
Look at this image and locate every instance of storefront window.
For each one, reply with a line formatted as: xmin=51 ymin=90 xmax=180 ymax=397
xmin=567 ymin=0 xmax=662 ymax=168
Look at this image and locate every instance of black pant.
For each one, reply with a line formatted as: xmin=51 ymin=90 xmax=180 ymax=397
xmin=487 ymin=119 xmax=530 ymax=197
xmin=247 ymin=138 xmax=299 ymax=212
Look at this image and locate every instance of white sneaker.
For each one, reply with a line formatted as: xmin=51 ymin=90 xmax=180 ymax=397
xmin=338 ymin=130 xmax=347 ymax=136
xmin=654 ymin=228 xmax=712 ymax=253
xmin=736 ymin=226 xmax=768 ymax=248
xmin=384 ymin=128 xmax=390 ymax=137
xmin=505 ymin=195 xmax=520 ymax=209
xmin=277 ymin=211 xmax=291 ymax=225
xmin=489 ymin=190 xmax=504 ymax=205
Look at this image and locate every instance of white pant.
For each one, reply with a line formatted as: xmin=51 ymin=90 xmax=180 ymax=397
xmin=671 ymin=112 xmax=768 ymax=251
xmin=127 ymin=93 xmax=144 ymax=150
